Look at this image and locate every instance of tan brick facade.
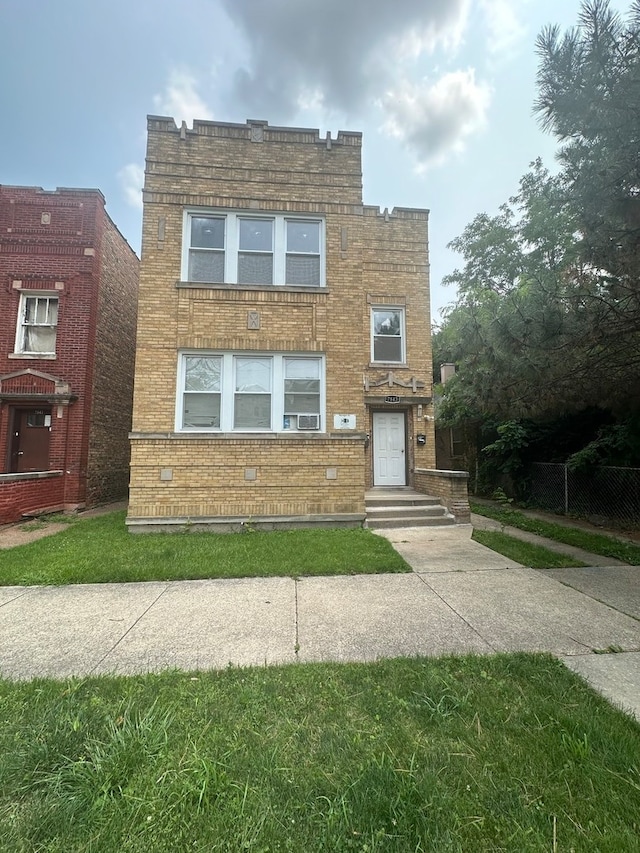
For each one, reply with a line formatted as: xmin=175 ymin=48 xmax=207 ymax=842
xmin=128 ymin=118 xmax=434 ymax=530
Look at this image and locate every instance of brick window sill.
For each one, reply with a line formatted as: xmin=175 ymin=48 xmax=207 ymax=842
xmin=368 ymin=362 xmax=408 ymax=369
xmin=8 ymin=353 xmax=57 ymax=360
xmin=176 ymin=281 xmax=328 ymax=295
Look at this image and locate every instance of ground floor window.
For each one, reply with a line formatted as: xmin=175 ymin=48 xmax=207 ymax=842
xmin=178 ymin=352 xmax=324 ymax=432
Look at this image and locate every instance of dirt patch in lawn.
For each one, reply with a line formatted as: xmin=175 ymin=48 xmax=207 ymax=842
xmin=0 ymin=502 xmax=127 ymax=549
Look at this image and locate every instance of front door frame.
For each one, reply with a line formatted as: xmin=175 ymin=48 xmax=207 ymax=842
xmin=372 ymin=409 xmax=407 ymax=487
xmin=8 ymin=406 xmax=53 ymax=473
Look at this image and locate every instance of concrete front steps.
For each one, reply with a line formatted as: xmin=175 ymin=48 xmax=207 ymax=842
xmin=365 ymin=488 xmax=456 ymax=529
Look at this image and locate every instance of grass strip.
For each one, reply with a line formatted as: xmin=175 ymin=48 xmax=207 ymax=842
xmin=471 ymin=502 xmax=640 ymax=565
xmin=472 ymin=529 xmax=586 ymax=568
xmin=0 ymin=511 xmax=409 ymax=586
xmin=1 ymin=654 xmax=638 ymax=852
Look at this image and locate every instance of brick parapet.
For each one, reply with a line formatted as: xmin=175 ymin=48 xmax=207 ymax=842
xmin=147 ymin=116 xmax=362 ymax=146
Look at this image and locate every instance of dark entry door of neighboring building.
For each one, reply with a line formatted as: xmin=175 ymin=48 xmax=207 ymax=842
xmin=10 ymin=408 xmax=52 ymax=473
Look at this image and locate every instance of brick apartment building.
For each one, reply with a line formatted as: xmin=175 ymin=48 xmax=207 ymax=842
xmin=0 ymin=186 xmax=139 ymax=523
xmin=127 ymin=117 xmax=468 ymax=532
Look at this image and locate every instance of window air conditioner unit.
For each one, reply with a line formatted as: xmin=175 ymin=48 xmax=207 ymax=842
xmin=297 ymin=414 xmax=320 ymax=430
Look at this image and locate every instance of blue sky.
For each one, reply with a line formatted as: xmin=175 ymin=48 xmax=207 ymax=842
xmin=1 ymin=0 xmax=626 ymax=320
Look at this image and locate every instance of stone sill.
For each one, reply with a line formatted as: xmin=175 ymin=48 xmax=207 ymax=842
xmin=367 ymin=362 xmax=408 ymax=369
xmin=129 ymin=431 xmax=367 ymax=441
xmin=416 ymin=467 xmax=469 ymax=480
xmin=176 ymin=281 xmax=328 ymax=295
xmin=7 ymin=353 xmax=56 ymax=360
xmin=0 ymin=470 xmax=63 ymax=483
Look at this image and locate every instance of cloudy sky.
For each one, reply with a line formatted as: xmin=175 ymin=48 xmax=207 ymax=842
xmin=1 ymin=0 xmax=625 ymax=319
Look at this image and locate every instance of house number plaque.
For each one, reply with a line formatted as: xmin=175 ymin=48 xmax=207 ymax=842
xmin=384 ymin=395 xmax=401 ymax=403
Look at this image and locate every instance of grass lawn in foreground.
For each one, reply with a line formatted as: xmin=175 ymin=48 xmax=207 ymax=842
xmin=472 ymin=529 xmax=586 ymax=568
xmin=1 ymin=654 xmax=638 ymax=852
xmin=0 ymin=511 xmax=409 ymax=586
xmin=471 ymin=502 xmax=640 ymax=564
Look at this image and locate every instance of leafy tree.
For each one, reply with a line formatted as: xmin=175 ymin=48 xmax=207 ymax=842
xmin=534 ymin=0 xmax=640 ymax=402
xmin=437 ymin=1 xmax=640 ymax=437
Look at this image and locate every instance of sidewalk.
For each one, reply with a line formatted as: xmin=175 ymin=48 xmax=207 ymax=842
xmin=1 ymin=524 xmax=638 ymax=721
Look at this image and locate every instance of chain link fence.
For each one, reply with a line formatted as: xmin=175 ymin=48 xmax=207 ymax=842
xmin=529 ymin=463 xmax=640 ymax=527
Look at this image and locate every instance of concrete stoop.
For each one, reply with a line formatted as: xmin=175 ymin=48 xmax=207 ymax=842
xmin=365 ymin=488 xmax=455 ymax=529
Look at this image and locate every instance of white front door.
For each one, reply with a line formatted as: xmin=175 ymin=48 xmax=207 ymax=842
xmin=373 ymin=411 xmax=406 ymax=486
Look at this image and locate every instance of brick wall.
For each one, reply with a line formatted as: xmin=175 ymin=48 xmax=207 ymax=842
xmin=128 ymin=434 xmax=364 ymax=527
xmin=129 ymin=118 xmax=432 ymax=528
xmin=414 ymin=468 xmax=470 ymax=523
xmin=360 ymin=207 xmax=435 ymax=483
xmin=86 ymin=214 xmax=139 ymax=505
xmin=0 ymin=472 xmax=65 ymax=523
xmin=0 ymin=186 xmax=138 ymax=522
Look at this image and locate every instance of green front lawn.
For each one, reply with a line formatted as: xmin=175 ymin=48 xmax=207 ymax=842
xmin=472 ymin=529 xmax=586 ymax=568
xmin=1 ymin=654 xmax=638 ymax=852
xmin=0 ymin=511 xmax=409 ymax=586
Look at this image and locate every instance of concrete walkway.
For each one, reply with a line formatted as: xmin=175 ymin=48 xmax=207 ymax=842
xmin=1 ymin=523 xmax=638 ymax=722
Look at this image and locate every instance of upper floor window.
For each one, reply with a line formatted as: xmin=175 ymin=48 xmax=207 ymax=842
xmin=183 ymin=212 xmax=324 ymax=287
xmin=178 ymin=352 xmax=325 ymax=432
xmin=15 ymin=294 xmax=58 ymax=355
xmin=371 ymin=307 xmax=405 ymax=364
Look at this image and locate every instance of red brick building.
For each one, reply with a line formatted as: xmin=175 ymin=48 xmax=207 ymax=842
xmin=0 ymin=185 xmax=139 ymax=523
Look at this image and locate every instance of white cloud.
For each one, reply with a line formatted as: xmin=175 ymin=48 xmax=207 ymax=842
xmin=480 ymin=0 xmax=527 ymax=58
xmin=220 ymin=0 xmax=470 ymax=117
xmin=390 ymin=1 xmax=471 ymax=61
xmin=153 ymin=69 xmax=213 ymax=124
xmin=118 ymin=163 xmax=144 ymax=210
xmin=381 ymin=70 xmax=491 ymax=170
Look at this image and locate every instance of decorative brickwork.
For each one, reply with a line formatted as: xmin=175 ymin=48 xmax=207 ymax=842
xmin=0 ymin=186 xmax=139 ymax=523
xmin=129 ymin=117 xmax=440 ymax=530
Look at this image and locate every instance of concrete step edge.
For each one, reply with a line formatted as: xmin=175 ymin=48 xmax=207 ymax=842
xmin=366 ymin=516 xmax=456 ymax=529
xmin=366 ymin=507 xmax=449 ymax=518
